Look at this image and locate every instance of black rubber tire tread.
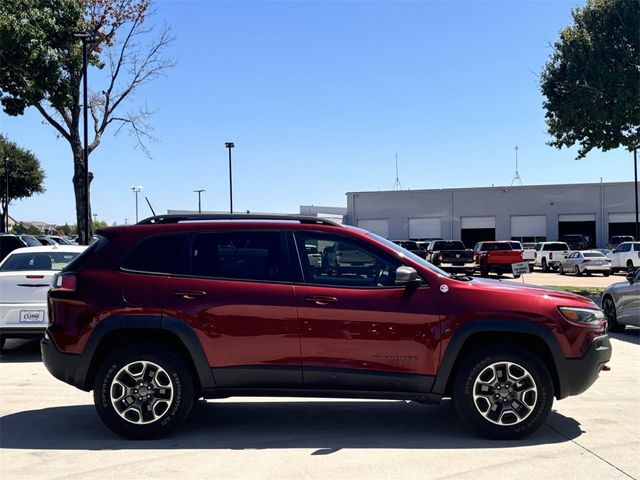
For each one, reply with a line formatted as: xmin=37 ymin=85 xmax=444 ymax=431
xmin=541 ymin=259 xmax=549 ymax=272
xmin=93 ymin=343 xmax=195 ymax=440
xmin=603 ymin=296 xmax=625 ymax=333
xmin=452 ymin=346 xmax=554 ymax=440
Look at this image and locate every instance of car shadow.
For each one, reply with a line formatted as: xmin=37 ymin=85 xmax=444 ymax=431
xmin=0 ymin=339 xmax=42 ymax=363
xmin=0 ymin=399 xmax=582 ymax=451
xmin=608 ymin=328 xmax=639 ymax=346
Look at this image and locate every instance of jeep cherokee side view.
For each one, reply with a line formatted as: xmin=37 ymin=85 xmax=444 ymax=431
xmin=41 ymin=214 xmax=611 ymax=440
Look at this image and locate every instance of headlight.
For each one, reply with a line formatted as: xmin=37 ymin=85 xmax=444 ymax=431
xmin=558 ymin=307 xmax=605 ymax=325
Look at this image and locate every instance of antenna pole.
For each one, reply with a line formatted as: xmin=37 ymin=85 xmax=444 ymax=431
xmin=511 ymin=145 xmax=523 ymax=186
xmin=393 ymin=152 xmax=402 ymax=190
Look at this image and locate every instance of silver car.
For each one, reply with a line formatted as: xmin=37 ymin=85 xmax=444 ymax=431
xmin=559 ymin=250 xmax=611 ymax=276
xmin=602 ymin=269 xmax=640 ymax=332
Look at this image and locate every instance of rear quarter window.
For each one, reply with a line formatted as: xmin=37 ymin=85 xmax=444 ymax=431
xmin=121 ymin=233 xmax=188 ymax=275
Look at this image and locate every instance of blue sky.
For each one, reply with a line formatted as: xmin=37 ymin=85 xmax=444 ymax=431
xmin=0 ymin=0 xmax=633 ymax=226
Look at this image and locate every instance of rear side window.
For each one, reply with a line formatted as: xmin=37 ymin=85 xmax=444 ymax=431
xmin=191 ymin=231 xmax=283 ymax=282
xmin=1 ymin=251 xmax=81 ymax=271
xmin=122 ymin=234 xmax=187 ymax=274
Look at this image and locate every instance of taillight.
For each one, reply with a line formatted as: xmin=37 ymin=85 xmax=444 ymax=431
xmin=52 ymin=273 xmax=77 ymax=292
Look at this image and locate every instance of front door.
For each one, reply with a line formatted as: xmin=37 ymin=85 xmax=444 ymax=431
xmin=291 ymin=231 xmax=441 ymax=393
xmin=163 ymin=230 xmax=301 ymax=388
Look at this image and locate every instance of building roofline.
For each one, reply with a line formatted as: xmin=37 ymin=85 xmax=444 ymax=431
xmin=346 ymin=181 xmax=634 ymax=196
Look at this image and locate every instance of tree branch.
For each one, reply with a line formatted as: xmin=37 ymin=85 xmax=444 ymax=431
xmin=34 ymin=103 xmax=72 ymax=143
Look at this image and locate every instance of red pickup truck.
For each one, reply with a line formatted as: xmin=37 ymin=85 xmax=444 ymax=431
xmin=474 ymin=241 xmax=524 ymax=277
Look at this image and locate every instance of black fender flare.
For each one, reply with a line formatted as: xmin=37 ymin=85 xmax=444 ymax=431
xmin=431 ymin=320 xmax=564 ymax=396
xmin=77 ymin=315 xmax=214 ymax=391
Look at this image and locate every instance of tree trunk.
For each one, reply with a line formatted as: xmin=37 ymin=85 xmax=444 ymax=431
xmin=71 ymin=140 xmax=92 ymax=244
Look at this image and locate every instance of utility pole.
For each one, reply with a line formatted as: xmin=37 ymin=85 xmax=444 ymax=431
xmin=3 ymin=157 xmax=8 ymax=233
xmin=225 ymin=142 xmax=235 ymax=213
xmin=131 ymin=186 xmax=143 ymax=223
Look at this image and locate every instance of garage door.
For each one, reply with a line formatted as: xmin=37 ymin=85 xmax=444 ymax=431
xmin=408 ymin=218 xmax=441 ymax=240
xmin=608 ymin=213 xmax=636 ymax=239
xmin=511 ymin=215 xmax=546 ymax=242
xmin=558 ymin=214 xmax=596 ymax=222
xmin=609 ymin=213 xmax=635 ymax=223
xmin=558 ymin=214 xmax=596 ymax=247
xmin=461 ymin=216 xmax=495 ymax=229
xmin=357 ymin=219 xmax=389 ymax=238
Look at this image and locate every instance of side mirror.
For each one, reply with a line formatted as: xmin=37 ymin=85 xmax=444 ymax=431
xmin=626 ymin=272 xmax=635 ymax=284
xmin=395 ymin=266 xmax=421 ymax=290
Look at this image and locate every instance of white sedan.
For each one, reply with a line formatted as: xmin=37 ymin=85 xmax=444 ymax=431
xmin=559 ymin=250 xmax=611 ymax=276
xmin=0 ymin=245 xmax=86 ymax=350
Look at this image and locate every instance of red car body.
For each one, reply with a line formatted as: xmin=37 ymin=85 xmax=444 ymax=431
xmin=41 ymin=216 xmax=611 ymax=439
xmin=473 ymin=241 xmax=524 ymax=277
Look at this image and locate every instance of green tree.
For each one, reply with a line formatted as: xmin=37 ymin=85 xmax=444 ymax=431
xmin=12 ymin=222 xmax=42 ymax=235
xmin=541 ymin=0 xmax=639 ymax=158
xmin=0 ymin=134 xmax=46 ymax=233
xmin=0 ymin=0 xmax=173 ymax=243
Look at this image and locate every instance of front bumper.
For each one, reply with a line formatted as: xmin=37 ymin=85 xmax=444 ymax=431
xmin=439 ymin=262 xmax=475 ymax=270
xmin=41 ymin=337 xmax=91 ymax=391
xmin=555 ymin=334 xmax=611 ymax=399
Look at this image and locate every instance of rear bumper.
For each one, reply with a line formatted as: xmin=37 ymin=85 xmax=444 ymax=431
xmin=439 ymin=262 xmax=475 ymax=270
xmin=41 ymin=337 xmax=91 ymax=391
xmin=0 ymin=326 xmax=46 ymax=339
xmin=556 ymin=334 xmax=612 ymax=399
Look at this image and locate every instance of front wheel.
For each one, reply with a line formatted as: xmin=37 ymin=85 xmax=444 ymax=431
xmin=93 ymin=344 xmax=195 ymax=439
xmin=574 ymin=265 xmax=582 ymax=276
xmin=603 ymin=296 xmax=625 ymax=333
xmin=627 ymin=260 xmax=635 ymax=272
xmin=453 ymin=346 xmax=553 ymax=440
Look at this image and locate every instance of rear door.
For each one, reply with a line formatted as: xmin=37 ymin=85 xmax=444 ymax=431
xmin=291 ymin=231 xmax=441 ymax=392
xmin=163 ymin=230 xmax=301 ymax=388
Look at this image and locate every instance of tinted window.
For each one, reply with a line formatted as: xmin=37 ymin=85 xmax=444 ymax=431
xmin=433 ymin=241 xmax=465 ymax=250
xmin=509 ymin=242 xmax=523 ymax=250
xmin=478 ymin=243 xmax=511 ymax=251
xmin=583 ymin=252 xmax=605 ymax=258
xmin=618 ymin=243 xmax=631 ymax=252
xmin=545 ymin=243 xmax=569 ymax=251
xmin=20 ymin=235 xmax=41 ymax=247
xmin=295 ymin=232 xmax=400 ymax=287
xmin=634 ymin=244 xmax=640 ymax=252
xmin=123 ymin=234 xmax=187 ymax=274
xmin=191 ymin=231 xmax=282 ymax=281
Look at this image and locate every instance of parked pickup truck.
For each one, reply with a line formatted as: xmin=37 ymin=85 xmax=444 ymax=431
xmin=532 ymin=242 xmax=571 ymax=272
xmin=511 ymin=241 xmax=535 ymax=268
xmin=393 ymin=240 xmax=428 ymax=259
xmin=425 ymin=240 xmax=475 ymax=272
xmin=473 ymin=241 xmax=524 ymax=277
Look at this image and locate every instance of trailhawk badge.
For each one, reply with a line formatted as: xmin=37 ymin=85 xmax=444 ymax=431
xmin=440 ymin=284 xmax=449 ymax=293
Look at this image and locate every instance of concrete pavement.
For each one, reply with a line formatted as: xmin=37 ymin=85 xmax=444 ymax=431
xmin=1 ymin=332 xmax=638 ymax=480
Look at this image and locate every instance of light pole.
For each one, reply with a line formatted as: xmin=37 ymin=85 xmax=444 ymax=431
xmin=194 ymin=189 xmax=205 ymax=214
xmin=73 ymin=30 xmax=97 ymax=245
xmin=225 ymin=142 xmax=234 ymax=213
xmin=131 ymin=186 xmax=143 ymax=223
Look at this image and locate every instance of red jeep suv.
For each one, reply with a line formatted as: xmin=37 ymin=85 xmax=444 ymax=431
xmin=41 ymin=215 xmax=611 ymax=440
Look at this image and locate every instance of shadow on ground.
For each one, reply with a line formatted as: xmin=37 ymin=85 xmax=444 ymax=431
xmin=608 ymin=328 xmax=640 ymax=346
xmin=0 ymin=339 xmax=42 ymax=363
xmin=0 ymin=399 xmax=582 ymax=452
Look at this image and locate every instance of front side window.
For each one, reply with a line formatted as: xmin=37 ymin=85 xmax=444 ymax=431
xmin=294 ymin=232 xmax=400 ymax=287
xmin=191 ymin=231 xmax=283 ymax=282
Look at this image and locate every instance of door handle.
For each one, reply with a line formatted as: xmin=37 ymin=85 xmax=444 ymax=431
xmin=304 ymin=295 xmax=338 ymax=305
xmin=172 ymin=290 xmax=207 ymax=300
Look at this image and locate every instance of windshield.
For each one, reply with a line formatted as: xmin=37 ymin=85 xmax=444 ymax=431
xmin=0 ymin=251 xmax=82 ymax=271
xmin=366 ymin=231 xmax=452 ymax=277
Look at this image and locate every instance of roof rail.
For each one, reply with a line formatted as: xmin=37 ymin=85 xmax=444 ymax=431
xmin=136 ymin=214 xmax=344 ymax=227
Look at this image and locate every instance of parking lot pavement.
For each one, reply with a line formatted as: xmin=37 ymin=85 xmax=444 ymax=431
xmin=1 ymin=333 xmax=638 ymax=480
xmin=482 ymin=270 xmax=629 ymax=289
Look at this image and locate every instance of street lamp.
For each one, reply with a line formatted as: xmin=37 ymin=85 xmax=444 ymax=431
xmin=131 ymin=185 xmax=143 ymax=223
xmin=73 ymin=29 xmax=98 ymax=245
xmin=193 ymin=189 xmax=205 ymax=214
xmin=225 ymin=142 xmax=235 ymax=213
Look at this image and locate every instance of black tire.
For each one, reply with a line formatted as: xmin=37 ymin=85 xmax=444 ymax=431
xmin=559 ymin=264 xmax=565 ymax=275
xmin=452 ymin=346 xmax=554 ymax=440
xmin=574 ymin=265 xmax=582 ymax=276
xmin=480 ymin=267 xmax=489 ymax=277
xmin=541 ymin=258 xmax=549 ymax=272
xmin=602 ymin=296 xmax=625 ymax=333
xmin=93 ymin=344 xmax=195 ymax=440
xmin=603 ymin=271 xmax=610 ymax=277
xmin=0 ymin=336 xmax=5 ymax=352
xmin=627 ymin=260 xmax=635 ymax=272
xmin=513 ymin=274 xmax=521 ymax=279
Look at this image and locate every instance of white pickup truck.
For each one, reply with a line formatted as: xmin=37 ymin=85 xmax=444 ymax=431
xmin=532 ymin=242 xmax=571 ymax=272
xmin=513 ymin=241 xmax=536 ymax=269
xmin=607 ymin=242 xmax=640 ymax=272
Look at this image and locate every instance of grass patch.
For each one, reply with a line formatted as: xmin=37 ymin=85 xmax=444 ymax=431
xmin=542 ymin=285 xmax=604 ymax=297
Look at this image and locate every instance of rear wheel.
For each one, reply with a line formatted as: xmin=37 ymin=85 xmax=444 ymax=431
xmin=603 ymin=271 xmax=610 ymax=277
xmin=541 ymin=258 xmax=549 ymax=272
xmin=602 ymin=296 xmax=625 ymax=333
xmin=93 ymin=344 xmax=195 ymax=439
xmin=559 ymin=264 xmax=565 ymax=275
xmin=0 ymin=336 xmax=5 ymax=352
xmin=453 ymin=346 xmax=553 ymax=440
